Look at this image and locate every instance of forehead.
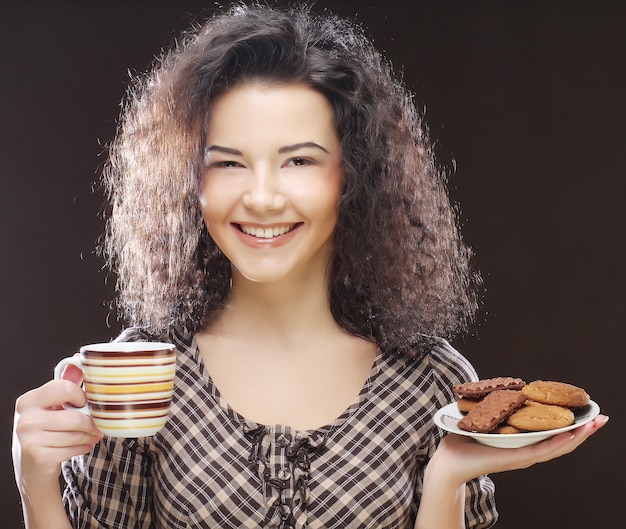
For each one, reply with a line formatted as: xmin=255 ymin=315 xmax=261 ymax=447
xmin=205 ymin=82 xmax=338 ymax=146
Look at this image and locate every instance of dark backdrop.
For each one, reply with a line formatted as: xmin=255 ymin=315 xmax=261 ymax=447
xmin=2 ymin=1 xmax=624 ymax=527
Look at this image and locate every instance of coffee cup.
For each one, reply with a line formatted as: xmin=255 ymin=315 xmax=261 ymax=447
xmin=54 ymin=341 xmax=176 ymax=438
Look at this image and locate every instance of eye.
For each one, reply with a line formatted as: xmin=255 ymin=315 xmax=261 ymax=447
xmin=285 ymin=157 xmax=313 ymax=167
xmin=210 ymin=160 xmax=243 ymax=169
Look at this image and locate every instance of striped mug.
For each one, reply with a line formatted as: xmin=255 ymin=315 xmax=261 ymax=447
xmin=54 ymin=342 xmax=176 ymax=437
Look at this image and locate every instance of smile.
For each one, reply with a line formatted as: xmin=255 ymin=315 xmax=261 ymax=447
xmin=238 ymin=224 xmax=297 ymax=239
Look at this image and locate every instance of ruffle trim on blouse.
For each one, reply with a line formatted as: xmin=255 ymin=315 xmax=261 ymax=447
xmin=244 ymin=424 xmax=328 ymax=529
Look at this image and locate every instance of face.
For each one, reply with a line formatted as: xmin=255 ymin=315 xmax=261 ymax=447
xmin=199 ymin=82 xmax=343 ymax=286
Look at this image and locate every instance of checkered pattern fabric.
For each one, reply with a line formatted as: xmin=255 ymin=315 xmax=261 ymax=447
xmin=62 ymin=327 xmax=497 ymax=528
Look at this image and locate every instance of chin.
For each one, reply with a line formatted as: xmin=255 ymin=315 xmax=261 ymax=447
xmin=235 ymin=266 xmax=291 ymax=284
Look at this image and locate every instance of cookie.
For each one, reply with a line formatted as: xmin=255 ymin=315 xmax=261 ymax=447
xmin=507 ymin=401 xmax=575 ymax=431
xmin=492 ymin=424 xmax=523 ymax=434
xmin=457 ymin=397 xmax=480 ymax=413
xmin=522 ymin=380 xmax=590 ymax=408
xmin=453 ymin=377 xmax=526 ymax=399
xmin=457 ymin=390 xmax=527 ymax=433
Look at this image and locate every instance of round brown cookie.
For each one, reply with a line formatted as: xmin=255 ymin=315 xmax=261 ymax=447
xmin=522 ymin=380 xmax=590 ymax=408
xmin=457 ymin=397 xmax=481 ymax=413
xmin=492 ymin=424 xmax=523 ymax=434
xmin=507 ymin=401 xmax=575 ymax=431
xmin=453 ymin=377 xmax=526 ymax=399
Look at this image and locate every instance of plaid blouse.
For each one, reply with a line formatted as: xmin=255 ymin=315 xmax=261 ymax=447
xmin=62 ymin=327 xmax=497 ymax=528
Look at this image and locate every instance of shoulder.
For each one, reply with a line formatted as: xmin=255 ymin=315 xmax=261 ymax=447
xmin=114 ymin=325 xmax=194 ymax=350
xmin=427 ymin=338 xmax=479 ymax=387
xmin=381 ymin=337 xmax=479 ymax=406
xmin=387 ymin=337 xmax=478 ymax=384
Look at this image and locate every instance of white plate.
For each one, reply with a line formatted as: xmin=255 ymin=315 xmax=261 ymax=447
xmin=434 ymin=400 xmax=600 ymax=448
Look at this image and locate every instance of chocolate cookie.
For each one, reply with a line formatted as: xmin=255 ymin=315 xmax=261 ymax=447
xmin=453 ymin=377 xmax=526 ymax=399
xmin=522 ymin=380 xmax=590 ymax=408
xmin=507 ymin=401 xmax=575 ymax=431
xmin=457 ymin=389 xmax=527 ymax=433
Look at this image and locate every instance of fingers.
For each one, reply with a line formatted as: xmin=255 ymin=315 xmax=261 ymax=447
xmin=15 ymin=380 xmax=100 ymax=438
xmin=15 ymin=416 xmax=101 ymax=463
xmin=13 ymin=419 xmax=101 ymax=494
xmin=15 ymin=388 xmax=102 ymax=451
xmin=587 ymin=413 xmax=609 ymax=430
xmin=19 ymin=378 xmax=88 ymax=411
xmin=498 ymin=413 xmax=609 ymax=469
xmin=547 ymin=413 xmax=609 ymax=452
xmin=13 ymin=380 xmax=102 ymax=491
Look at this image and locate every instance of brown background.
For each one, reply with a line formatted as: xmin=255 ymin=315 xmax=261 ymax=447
xmin=2 ymin=1 xmax=624 ymax=527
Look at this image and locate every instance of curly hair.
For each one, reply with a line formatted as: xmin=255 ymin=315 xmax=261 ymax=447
xmin=101 ymin=2 xmax=481 ymax=356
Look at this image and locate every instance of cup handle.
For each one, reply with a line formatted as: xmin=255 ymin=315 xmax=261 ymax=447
xmin=53 ymin=357 xmax=90 ymax=415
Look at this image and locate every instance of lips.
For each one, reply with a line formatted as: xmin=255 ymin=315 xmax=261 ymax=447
xmin=238 ymin=224 xmax=298 ymax=239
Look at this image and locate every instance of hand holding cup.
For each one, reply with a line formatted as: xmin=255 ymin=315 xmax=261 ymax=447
xmin=54 ymin=342 xmax=176 ymax=438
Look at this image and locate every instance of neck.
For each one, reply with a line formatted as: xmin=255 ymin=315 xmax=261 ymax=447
xmin=208 ymin=266 xmax=343 ymax=346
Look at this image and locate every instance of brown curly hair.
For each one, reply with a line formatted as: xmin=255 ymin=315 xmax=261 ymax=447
xmin=101 ymin=2 xmax=481 ymax=356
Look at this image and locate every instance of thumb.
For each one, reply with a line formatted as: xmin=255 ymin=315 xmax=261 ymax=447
xmin=61 ymin=361 xmax=84 ymax=386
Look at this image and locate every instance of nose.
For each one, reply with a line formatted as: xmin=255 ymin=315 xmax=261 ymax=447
xmin=241 ymin=166 xmax=287 ymax=212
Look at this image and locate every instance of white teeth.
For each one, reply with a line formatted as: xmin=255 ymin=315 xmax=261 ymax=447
xmin=241 ymin=225 xmax=293 ymax=238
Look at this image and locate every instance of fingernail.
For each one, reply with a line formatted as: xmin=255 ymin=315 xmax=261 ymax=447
xmin=591 ymin=415 xmax=608 ymax=429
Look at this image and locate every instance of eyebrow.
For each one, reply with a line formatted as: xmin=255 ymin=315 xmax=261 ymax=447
xmin=278 ymin=142 xmax=329 ymax=154
xmin=205 ymin=141 xmax=329 ymax=156
xmin=205 ymin=145 xmax=243 ymax=155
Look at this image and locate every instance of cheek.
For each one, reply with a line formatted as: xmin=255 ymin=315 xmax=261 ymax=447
xmin=316 ymin=174 xmax=343 ymax=221
xmin=290 ymin=171 xmax=342 ymax=211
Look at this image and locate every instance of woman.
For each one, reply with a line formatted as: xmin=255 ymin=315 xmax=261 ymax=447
xmin=12 ymin=4 xmax=607 ymax=529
